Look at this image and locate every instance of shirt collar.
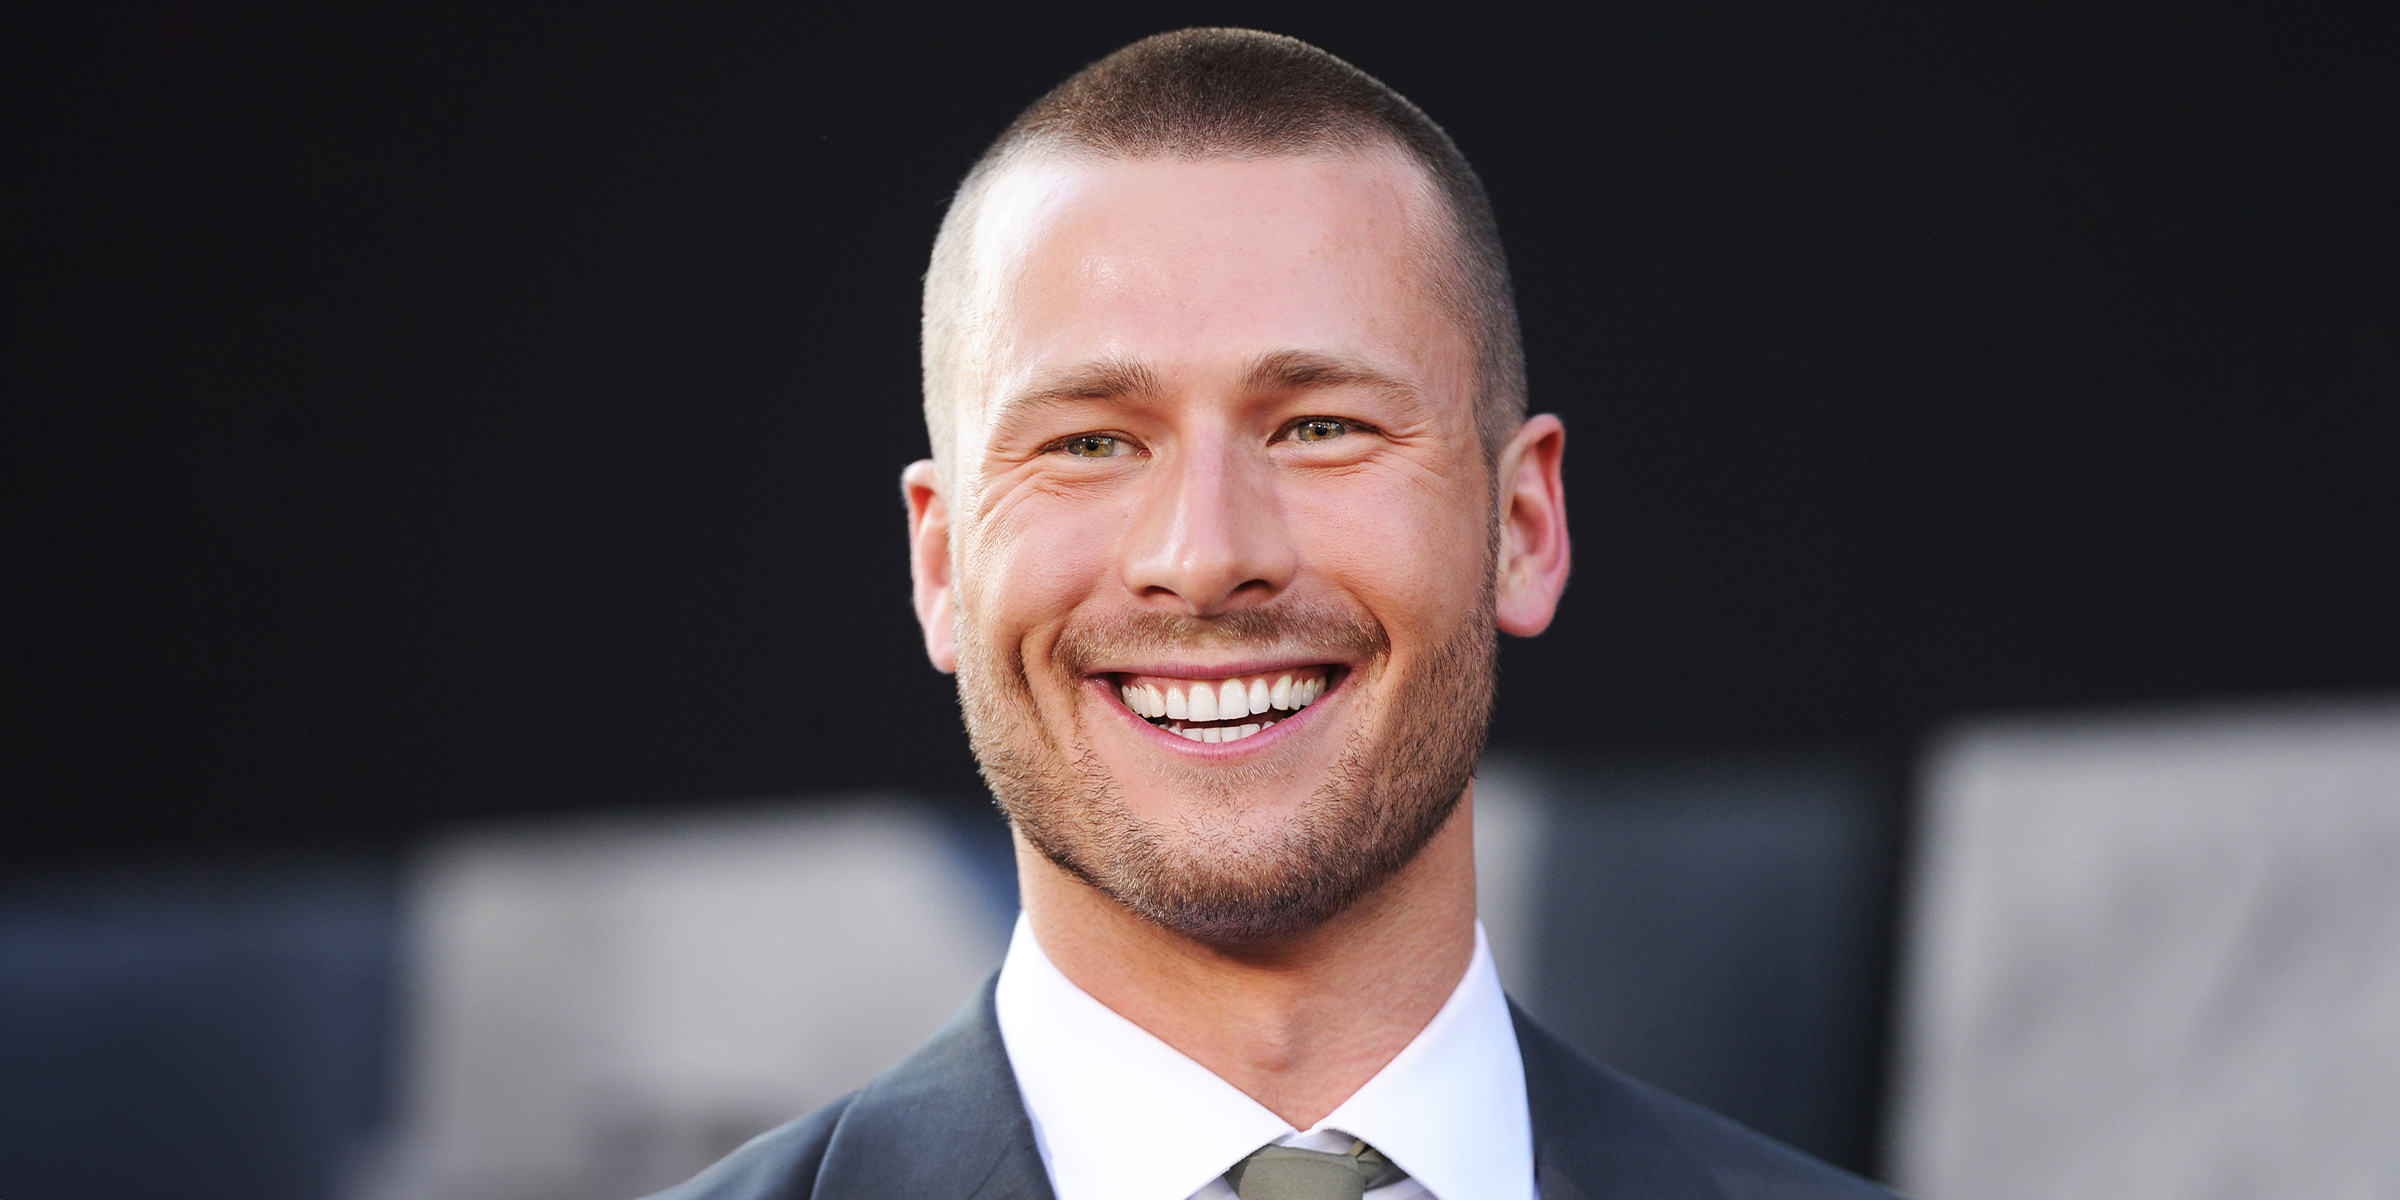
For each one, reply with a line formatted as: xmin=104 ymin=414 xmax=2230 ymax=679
xmin=993 ymin=914 xmax=1535 ymax=1200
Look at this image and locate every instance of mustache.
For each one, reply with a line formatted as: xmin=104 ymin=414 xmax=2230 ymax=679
xmin=1051 ymin=600 xmax=1389 ymax=677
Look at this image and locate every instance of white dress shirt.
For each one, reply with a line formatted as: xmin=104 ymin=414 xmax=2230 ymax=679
xmin=993 ymin=913 xmax=1537 ymax=1200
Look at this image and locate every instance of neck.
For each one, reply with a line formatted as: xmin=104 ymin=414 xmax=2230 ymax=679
xmin=1015 ymin=785 xmax=1480 ymax=1130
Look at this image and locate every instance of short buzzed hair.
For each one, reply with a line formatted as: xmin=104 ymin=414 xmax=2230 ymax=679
xmin=920 ymin=28 xmax=1526 ymax=471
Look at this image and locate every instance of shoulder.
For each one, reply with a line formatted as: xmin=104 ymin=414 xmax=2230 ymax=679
xmin=644 ymin=1096 xmax=857 ymax=1200
xmin=1512 ymin=1004 xmax=1901 ymax=1200
xmin=642 ymin=973 xmax=1052 ymax=1200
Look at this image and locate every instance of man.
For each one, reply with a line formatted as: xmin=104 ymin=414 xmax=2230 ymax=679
xmin=657 ymin=28 xmax=1894 ymax=1200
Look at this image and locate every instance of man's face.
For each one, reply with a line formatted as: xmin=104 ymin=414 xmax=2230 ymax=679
xmin=914 ymin=150 xmax=1515 ymax=940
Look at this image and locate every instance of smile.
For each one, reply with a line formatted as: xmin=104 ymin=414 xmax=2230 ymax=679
xmin=1111 ymin=667 xmax=1334 ymax=744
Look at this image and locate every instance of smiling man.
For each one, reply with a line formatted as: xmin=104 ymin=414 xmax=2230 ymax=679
xmin=655 ymin=29 xmax=1892 ymax=1200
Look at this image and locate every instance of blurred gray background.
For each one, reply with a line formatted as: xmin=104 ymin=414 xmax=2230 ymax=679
xmin=12 ymin=710 xmax=2400 ymax=1199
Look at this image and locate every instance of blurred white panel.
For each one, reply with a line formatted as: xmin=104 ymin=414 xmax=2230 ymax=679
xmin=1892 ymin=702 xmax=2400 ymax=1200
xmin=367 ymin=798 xmax=1006 ymax=1200
xmin=1473 ymin=753 xmax=1550 ymax=1002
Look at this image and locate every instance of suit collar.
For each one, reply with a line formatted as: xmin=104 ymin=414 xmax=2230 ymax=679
xmin=810 ymin=975 xmax=1725 ymax=1200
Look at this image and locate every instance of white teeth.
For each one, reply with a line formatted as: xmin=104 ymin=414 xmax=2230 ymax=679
xmin=1132 ymin=671 xmax=1330 ymax=737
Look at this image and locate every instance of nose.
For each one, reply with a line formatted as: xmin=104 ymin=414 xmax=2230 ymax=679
xmin=1120 ymin=428 xmax=1295 ymax=616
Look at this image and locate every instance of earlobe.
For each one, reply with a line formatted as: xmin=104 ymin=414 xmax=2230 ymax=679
xmin=1493 ymin=415 xmax=1571 ymax=637
xmin=902 ymin=459 xmax=959 ymax=673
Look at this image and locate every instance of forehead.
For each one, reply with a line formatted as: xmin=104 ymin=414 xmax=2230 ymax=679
xmin=957 ymin=150 xmax=1472 ymax=428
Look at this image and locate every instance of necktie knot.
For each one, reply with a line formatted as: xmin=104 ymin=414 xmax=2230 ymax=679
xmin=1225 ymin=1138 xmax=1405 ymax=1200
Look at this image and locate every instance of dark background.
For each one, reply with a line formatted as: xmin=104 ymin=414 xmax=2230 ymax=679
xmin=8 ymin=1 xmax=2395 ymax=856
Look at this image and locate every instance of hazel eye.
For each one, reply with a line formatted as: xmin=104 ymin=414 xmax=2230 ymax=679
xmin=1060 ymin=434 xmax=1126 ymax=458
xmin=1288 ymin=419 xmax=1350 ymax=443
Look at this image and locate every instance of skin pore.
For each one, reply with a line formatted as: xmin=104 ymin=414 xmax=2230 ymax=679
xmin=903 ymin=146 xmax=1571 ymax=1129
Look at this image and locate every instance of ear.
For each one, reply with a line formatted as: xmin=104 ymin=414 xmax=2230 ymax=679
xmin=902 ymin=459 xmax=958 ymax=673
xmin=1493 ymin=414 xmax=1571 ymax=637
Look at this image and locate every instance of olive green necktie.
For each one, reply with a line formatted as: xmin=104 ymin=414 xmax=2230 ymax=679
xmin=1224 ymin=1139 xmax=1406 ymax=1200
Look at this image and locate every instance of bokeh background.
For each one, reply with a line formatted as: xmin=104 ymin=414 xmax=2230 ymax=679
xmin=6 ymin=3 xmax=2395 ymax=1199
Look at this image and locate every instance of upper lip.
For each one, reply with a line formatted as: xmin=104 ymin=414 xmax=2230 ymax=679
xmin=1087 ymin=656 xmax=1347 ymax=680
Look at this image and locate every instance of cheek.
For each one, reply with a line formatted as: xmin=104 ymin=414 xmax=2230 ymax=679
xmin=1291 ymin=474 xmax=1489 ymax=629
xmin=962 ymin=490 xmax=1126 ymax=637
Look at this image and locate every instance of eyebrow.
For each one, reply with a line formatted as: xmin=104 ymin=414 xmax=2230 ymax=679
xmin=1240 ymin=349 xmax=1421 ymax=403
xmin=994 ymin=357 xmax=1166 ymax=423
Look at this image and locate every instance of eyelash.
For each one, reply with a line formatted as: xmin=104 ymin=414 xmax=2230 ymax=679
xmin=1284 ymin=418 xmax=1352 ymax=443
xmin=1052 ymin=434 xmax=1134 ymax=459
xmin=1046 ymin=418 xmax=1370 ymax=459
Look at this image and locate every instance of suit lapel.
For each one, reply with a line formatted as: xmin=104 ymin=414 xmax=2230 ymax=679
xmin=811 ymin=973 xmax=1055 ymax=1200
xmin=804 ymin=978 xmax=1719 ymax=1200
xmin=1513 ymin=1002 xmax=1725 ymax=1200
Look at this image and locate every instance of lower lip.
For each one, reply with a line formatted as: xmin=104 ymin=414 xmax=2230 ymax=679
xmin=1093 ymin=674 xmax=1340 ymax=754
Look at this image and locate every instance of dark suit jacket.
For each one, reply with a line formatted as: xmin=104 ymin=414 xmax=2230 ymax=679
xmin=649 ymin=974 xmax=1898 ymax=1200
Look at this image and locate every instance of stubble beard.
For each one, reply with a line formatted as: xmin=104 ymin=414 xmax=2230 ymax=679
xmin=955 ymin=585 xmax=1497 ymax=944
